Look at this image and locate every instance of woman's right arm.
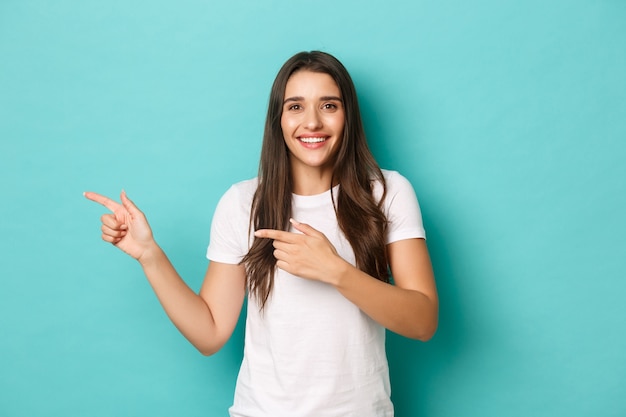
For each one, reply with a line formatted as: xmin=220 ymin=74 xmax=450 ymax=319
xmin=140 ymin=246 xmax=246 ymax=355
xmin=84 ymin=191 xmax=246 ymax=356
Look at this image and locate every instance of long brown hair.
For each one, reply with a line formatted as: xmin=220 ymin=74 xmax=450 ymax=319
xmin=241 ymin=51 xmax=388 ymax=309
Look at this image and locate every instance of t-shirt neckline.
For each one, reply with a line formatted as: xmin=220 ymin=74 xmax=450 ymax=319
xmin=291 ymin=184 xmax=340 ymax=208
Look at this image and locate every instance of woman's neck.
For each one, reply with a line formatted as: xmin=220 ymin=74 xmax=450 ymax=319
xmin=291 ymin=167 xmax=335 ymax=196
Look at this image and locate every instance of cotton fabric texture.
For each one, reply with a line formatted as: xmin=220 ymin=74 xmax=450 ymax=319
xmin=206 ymin=170 xmax=426 ymax=417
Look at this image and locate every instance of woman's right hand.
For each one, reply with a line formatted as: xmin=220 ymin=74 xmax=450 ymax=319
xmin=84 ymin=190 xmax=155 ymax=261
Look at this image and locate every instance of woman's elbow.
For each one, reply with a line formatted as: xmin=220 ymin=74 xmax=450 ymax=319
xmin=194 ymin=335 xmax=228 ymax=356
xmin=411 ymin=307 xmax=439 ymax=341
xmin=415 ymin=320 xmax=438 ymax=341
xmin=198 ymin=345 xmax=219 ymax=356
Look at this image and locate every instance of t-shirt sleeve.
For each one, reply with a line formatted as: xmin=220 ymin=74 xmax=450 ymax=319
xmin=384 ymin=171 xmax=426 ymax=244
xmin=206 ymin=184 xmax=251 ymax=264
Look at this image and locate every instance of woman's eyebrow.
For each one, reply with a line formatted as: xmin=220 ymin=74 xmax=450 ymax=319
xmin=283 ymin=96 xmax=304 ymax=104
xmin=283 ymin=96 xmax=343 ymax=104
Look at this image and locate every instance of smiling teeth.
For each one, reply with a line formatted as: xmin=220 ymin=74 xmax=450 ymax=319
xmin=300 ymin=137 xmax=326 ymax=143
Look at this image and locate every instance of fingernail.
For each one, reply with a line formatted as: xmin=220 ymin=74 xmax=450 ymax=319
xmin=289 ymin=218 xmax=300 ymax=225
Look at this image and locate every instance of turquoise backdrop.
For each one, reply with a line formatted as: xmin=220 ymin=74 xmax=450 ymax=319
xmin=1 ymin=0 xmax=624 ymax=416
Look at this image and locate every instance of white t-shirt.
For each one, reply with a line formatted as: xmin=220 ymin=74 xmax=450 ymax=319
xmin=207 ymin=170 xmax=426 ymax=417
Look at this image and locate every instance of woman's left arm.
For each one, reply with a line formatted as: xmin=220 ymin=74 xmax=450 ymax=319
xmin=255 ymin=221 xmax=438 ymax=340
xmin=335 ymin=237 xmax=438 ymax=341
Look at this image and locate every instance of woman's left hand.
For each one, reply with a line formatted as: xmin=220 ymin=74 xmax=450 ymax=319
xmin=254 ymin=219 xmax=347 ymax=284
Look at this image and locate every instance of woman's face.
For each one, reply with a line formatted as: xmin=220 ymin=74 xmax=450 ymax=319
xmin=280 ymin=70 xmax=345 ymax=179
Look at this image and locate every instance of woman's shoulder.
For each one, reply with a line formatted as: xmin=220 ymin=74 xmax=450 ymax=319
xmin=383 ymin=169 xmax=419 ymax=193
xmin=380 ymin=169 xmax=408 ymax=184
xmin=217 ymin=177 xmax=258 ymax=206
xmin=374 ymin=169 xmax=415 ymax=197
xmin=229 ymin=177 xmax=259 ymax=193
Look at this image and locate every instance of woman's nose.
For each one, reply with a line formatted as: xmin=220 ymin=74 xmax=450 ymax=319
xmin=303 ymin=108 xmax=323 ymax=129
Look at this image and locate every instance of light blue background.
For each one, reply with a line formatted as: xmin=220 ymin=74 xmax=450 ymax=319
xmin=1 ymin=1 xmax=624 ymax=416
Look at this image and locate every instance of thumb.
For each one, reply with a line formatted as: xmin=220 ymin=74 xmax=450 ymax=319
xmin=289 ymin=218 xmax=321 ymax=236
xmin=120 ymin=190 xmax=143 ymax=217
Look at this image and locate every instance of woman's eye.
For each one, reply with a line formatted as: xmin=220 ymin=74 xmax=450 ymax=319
xmin=322 ymin=103 xmax=338 ymax=110
xmin=288 ymin=104 xmax=302 ymax=111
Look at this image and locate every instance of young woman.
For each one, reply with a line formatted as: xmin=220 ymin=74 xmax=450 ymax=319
xmin=85 ymin=51 xmax=438 ymax=417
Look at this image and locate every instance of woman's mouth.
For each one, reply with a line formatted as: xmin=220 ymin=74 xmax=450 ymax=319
xmin=298 ymin=136 xmax=328 ymax=144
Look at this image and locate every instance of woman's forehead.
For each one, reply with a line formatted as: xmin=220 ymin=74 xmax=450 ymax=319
xmin=284 ymin=71 xmax=341 ymax=98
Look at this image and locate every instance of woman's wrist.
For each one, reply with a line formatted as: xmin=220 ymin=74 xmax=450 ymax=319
xmin=137 ymin=240 xmax=163 ymax=268
xmin=329 ymin=256 xmax=354 ymax=287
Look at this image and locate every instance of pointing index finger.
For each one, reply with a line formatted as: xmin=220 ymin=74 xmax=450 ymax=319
xmin=84 ymin=191 xmax=122 ymax=212
xmin=254 ymin=229 xmax=298 ymax=242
